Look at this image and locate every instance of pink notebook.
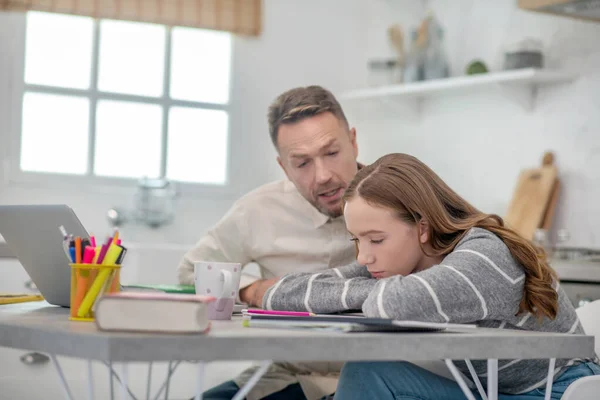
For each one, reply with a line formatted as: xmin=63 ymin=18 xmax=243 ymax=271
xmin=95 ymin=292 xmax=216 ymax=333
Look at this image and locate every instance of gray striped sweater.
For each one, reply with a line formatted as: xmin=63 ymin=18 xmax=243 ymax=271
xmin=262 ymin=227 xmax=598 ymax=394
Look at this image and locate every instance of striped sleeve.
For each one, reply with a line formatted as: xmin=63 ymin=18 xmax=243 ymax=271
xmin=262 ymin=261 xmax=376 ymax=313
xmin=362 ymin=229 xmax=526 ymax=322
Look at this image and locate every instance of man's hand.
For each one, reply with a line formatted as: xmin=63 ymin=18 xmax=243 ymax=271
xmin=239 ymin=278 xmax=279 ymax=307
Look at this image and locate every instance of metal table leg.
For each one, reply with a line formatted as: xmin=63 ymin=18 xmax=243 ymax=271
xmin=487 ymin=359 xmax=498 ymax=400
xmin=50 ymin=354 xmax=75 ymax=400
xmin=232 ymin=361 xmax=273 ymax=400
xmin=121 ymin=363 xmax=129 ymax=400
xmin=544 ymin=358 xmax=556 ymax=400
xmin=465 ymin=359 xmax=487 ymax=400
xmin=444 ymin=359 xmax=477 ymax=400
xmin=88 ymin=359 xmax=95 ymax=400
xmin=194 ymin=362 xmax=205 ymax=400
xmin=152 ymin=360 xmax=181 ymax=400
xmin=104 ymin=361 xmax=138 ymax=400
xmin=146 ymin=362 xmax=153 ymax=400
xmin=109 ymin=360 xmax=115 ymax=400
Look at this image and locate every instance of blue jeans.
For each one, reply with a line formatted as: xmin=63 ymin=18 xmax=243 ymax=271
xmin=202 ymin=380 xmax=306 ymax=400
xmin=334 ymin=361 xmax=600 ymax=400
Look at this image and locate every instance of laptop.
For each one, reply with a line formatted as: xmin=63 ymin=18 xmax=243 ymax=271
xmin=0 ymin=204 xmax=89 ymax=307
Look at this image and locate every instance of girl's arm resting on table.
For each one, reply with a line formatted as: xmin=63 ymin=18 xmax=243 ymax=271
xmin=261 ymin=261 xmax=377 ymax=313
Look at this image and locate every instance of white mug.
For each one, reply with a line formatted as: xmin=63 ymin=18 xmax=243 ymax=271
xmin=194 ymin=261 xmax=242 ymax=320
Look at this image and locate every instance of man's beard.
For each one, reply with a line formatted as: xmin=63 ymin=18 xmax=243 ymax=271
xmin=308 ymin=183 xmax=346 ymax=218
xmin=312 ymin=197 xmax=343 ymax=218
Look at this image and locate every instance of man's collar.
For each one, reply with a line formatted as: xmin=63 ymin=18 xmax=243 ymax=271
xmin=310 ymin=206 xmax=331 ymax=228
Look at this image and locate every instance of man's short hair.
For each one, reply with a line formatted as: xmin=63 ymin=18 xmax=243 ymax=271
xmin=267 ymin=85 xmax=349 ymax=148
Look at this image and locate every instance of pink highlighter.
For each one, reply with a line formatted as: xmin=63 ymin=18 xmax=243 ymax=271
xmin=244 ymin=309 xmax=315 ymax=317
xmin=82 ymin=246 xmax=96 ymax=264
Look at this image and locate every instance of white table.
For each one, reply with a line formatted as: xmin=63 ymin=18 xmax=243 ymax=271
xmin=0 ymin=302 xmax=595 ymax=400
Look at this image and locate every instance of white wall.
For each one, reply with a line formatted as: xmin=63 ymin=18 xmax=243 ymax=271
xmin=348 ymin=0 xmax=600 ymax=248
xmin=0 ymin=0 xmax=368 ymax=248
xmin=2 ymin=0 xmax=600 ymax=251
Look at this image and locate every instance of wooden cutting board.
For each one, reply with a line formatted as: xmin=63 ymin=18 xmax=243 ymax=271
xmin=505 ymin=152 xmax=559 ymax=241
xmin=541 ymin=177 xmax=560 ymax=231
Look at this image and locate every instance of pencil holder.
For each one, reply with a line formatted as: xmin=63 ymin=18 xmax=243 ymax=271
xmin=69 ymin=263 xmax=121 ymax=322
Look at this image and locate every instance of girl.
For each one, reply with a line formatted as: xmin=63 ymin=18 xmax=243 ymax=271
xmin=261 ymin=153 xmax=599 ymax=399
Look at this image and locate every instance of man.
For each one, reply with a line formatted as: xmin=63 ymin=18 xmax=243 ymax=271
xmin=178 ymin=85 xmax=360 ymax=400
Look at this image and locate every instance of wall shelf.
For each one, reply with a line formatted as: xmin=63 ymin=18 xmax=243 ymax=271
xmin=339 ymin=68 xmax=577 ymax=113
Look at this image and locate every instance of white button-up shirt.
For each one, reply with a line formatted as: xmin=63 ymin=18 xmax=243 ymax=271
xmin=178 ymin=179 xmax=356 ymax=292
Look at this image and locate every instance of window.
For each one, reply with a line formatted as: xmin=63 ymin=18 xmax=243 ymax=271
xmin=19 ymin=11 xmax=232 ymax=185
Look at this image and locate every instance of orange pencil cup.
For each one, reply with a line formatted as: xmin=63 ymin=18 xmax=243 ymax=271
xmin=69 ymin=263 xmax=121 ymax=322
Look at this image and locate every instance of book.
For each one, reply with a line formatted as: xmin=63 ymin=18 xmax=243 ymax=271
xmin=121 ymin=284 xmax=196 ymax=294
xmin=95 ymin=292 xmax=215 ymax=333
xmin=243 ymin=314 xmax=477 ymax=333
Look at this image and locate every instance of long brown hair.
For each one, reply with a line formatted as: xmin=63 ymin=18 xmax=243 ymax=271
xmin=343 ymin=153 xmax=558 ymax=320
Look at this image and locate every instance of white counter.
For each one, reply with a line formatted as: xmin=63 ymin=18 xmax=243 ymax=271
xmin=551 ymin=259 xmax=600 ymax=283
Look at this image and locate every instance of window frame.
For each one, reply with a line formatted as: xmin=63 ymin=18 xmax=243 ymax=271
xmin=7 ymin=12 xmax=236 ymax=196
